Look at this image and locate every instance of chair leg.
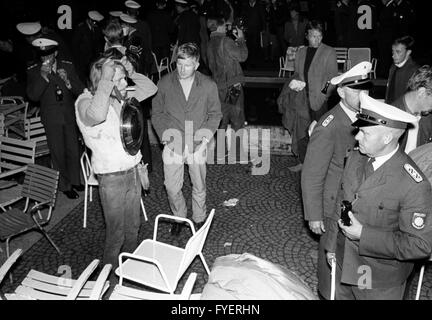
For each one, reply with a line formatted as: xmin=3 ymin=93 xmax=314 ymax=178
xmin=199 ymin=252 xmax=210 ymax=275
xmin=89 ymin=185 xmax=93 ymax=202
xmin=6 ymin=239 xmax=13 ymax=283
xmin=140 ymin=198 xmax=148 ymax=221
xmin=40 ymin=229 xmax=61 ymax=254
xmin=83 ymin=185 xmax=88 ymax=228
xmin=416 ymin=264 xmax=426 ymax=300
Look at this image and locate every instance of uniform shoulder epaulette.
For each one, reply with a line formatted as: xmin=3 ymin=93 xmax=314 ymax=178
xmin=27 ymin=63 xmax=37 ymax=70
xmin=404 ymin=163 xmax=423 ymax=183
xmin=321 ymin=115 xmax=334 ymax=127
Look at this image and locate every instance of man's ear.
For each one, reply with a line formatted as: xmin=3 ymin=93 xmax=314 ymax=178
xmin=406 ymin=49 xmax=412 ymax=58
xmin=194 ymin=61 xmax=200 ymax=71
xmin=337 ymin=86 xmax=345 ymax=99
xmin=54 ymin=50 xmax=58 ymax=58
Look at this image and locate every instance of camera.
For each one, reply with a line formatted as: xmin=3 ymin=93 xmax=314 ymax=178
xmin=55 ymin=85 xmax=63 ymax=102
xmin=340 ymin=200 xmax=352 ymax=226
xmin=226 ymin=17 xmax=246 ymax=41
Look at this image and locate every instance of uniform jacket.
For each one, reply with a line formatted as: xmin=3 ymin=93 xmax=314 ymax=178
xmin=301 ymin=104 xmax=357 ymax=223
xmin=283 ymin=18 xmax=308 ymax=47
xmin=392 ymin=95 xmax=432 ymax=149
xmin=26 ymin=59 xmax=85 ymax=126
xmin=385 ymin=56 xmax=418 ymax=103
xmin=151 ymin=71 xmax=222 ymax=153
xmin=72 ymin=21 xmax=105 ymax=81
xmin=292 ymin=43 xmax=338 ymax=111
xmin=335 ymin=149 xmax=432 ymax=288
xmin=175 ymin=9 xmax=201 ymax=46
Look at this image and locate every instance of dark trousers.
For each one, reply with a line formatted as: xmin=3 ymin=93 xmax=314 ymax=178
xmin=44 ymin=121 xmax=81 ymax=191
xmin=98 ymin=166 xmax=141 ymax=269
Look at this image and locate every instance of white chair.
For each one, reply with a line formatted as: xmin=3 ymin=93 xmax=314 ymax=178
xmin=4 ymin=260 xmax=112 ymax=300
xmin=415 ymin=256 xmax=432 ymax=300
xmin=116 ymin=209 xmax=215 ymax=294
xmin=371 ymin=58 xmax=377 ymax=79
xmin=0 ymin=249 xmax=23 ymax=290
xmin=109 ymin=272 xmax=197 ymax=300
xmin=152 ymin=52 xmax=170 ymax=81
xmin=80 ymin=151 xmax=148 ymax=228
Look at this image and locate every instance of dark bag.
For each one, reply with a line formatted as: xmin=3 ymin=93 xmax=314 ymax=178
xmin=224 ymin=84 xmax=241 ymax=105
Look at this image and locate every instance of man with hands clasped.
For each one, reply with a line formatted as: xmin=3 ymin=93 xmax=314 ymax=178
xmin=151 ymin=43 xmax=222 ymax=237
xmin=330 ymin=93 xmax=432 ymax=300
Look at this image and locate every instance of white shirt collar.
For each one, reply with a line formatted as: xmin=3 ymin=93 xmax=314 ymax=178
xmin=395 ymin=56 xmax=409 ymax=68
xmin=339 ymin=101 xmax=358 ymax=123
xmin=372 ymin=145 xmax=399 ymax=170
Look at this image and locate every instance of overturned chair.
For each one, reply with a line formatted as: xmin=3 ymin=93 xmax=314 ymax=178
xmin=115 ymin=209 xmax=215 ymax=294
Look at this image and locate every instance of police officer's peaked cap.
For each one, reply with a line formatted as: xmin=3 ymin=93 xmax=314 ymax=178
xmin=120 ymin=13 xmax=137 ymax=24
xmin=353 ymin=92 xmax=418 ymax=129
xmin=16 ymin=22 xmax=41 ymax=36
xmin=32 ymin=38 xmax=58 ymax=56
xmin=125 ymin=0 xmax=141 ymax=9
xmin=88 ymin=11 xmax=104 ymax=22
xmin=331 ymin=61 xmax=373 ymax=90
xmin=109 ymin=11 xmax=123 ymax=17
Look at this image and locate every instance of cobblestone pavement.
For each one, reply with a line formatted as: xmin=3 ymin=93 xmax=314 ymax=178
xmin=1 ymin=147 xmax=431 ymax=300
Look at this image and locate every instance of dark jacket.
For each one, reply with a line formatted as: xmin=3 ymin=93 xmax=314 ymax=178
xmin=175 ymin=9 xmax=201 ymax=46
xmin=385 ymin=56 xmax=418 ymax=103
xmin=292 ymin=43 xmax=338 ymax=111
xmin=26 ymin=59 xmax=84 ymax=126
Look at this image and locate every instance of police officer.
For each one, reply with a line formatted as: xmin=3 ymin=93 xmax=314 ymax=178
xmin=26 ymin=38 xmax=85 ymax=199
xmin=301 ymin=61 xmax=373 ymax=300
xmin=334 ymin=93 xmax=432 ymax=300
xmin=124 ymin=0 xmax=155 ymax=76
xmin=72 ymin=11 xmax=105 ymax=84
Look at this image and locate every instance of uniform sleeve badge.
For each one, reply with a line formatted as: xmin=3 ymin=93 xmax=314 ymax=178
xmin=412 ymin=212 xmax=426 ymax=230
xmin=404 ymin=164 xmax=423 ymax=183
xmin=321 ymin=115 xmax=334 ymax=127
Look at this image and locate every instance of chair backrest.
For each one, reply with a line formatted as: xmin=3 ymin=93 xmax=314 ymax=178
xmin=335 ymin=47 xmax=348 ymax=63
xmin=371 ymin=58 xmax=377 ymax=79
xmin=347 ymin=47 xmax=371 ymax=69
xmin=9 ymin=259 xmax=110 ymax=300
xmin=0 ymin=249 xmax=23 ymax=287
xmin=0 ymin=136 xmax=36 ymax=175
xmin=0 ymin=113 xmax=5 ymax=136
xmin=80 ymin=151 xmax=97 ymax=185
xmin=21 ymin=164 xmax=59 ymax=208
xmin=176 ymin=209 xmax=215 ymax=281
xmin=24 ymin=116 xmax=46 ymax=143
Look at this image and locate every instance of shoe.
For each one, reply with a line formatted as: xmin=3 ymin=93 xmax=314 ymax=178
xmin=63 ymin=189 xmax=79 ymax=199
xmin=73 ymin=184 xmax=85 ymax=192
xmin=288 ymin=163 xmax=302 ymax=172
xmin=170 ymin=223 xmax=184 ymax=236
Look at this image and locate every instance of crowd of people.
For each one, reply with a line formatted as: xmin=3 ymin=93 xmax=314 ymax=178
xmin=1 ymin=0 xmax=432 ymax=300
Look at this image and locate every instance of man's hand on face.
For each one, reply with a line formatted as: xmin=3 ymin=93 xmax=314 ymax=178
xmin=101 ymin=59 xmax=116 ymax=82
